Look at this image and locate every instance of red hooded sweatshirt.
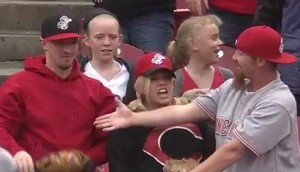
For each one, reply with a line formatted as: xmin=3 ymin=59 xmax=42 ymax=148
xmin=209 ymin=0 xmax=258 ymax=15
xmin=0 ymin=56 xmax=116 ymax=165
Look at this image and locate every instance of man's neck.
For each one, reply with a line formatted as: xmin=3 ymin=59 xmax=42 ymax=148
xmin=248 ymin=71 xmax=278 ymax=92
xmin=45 ymin=64 xmax=73 ymax=79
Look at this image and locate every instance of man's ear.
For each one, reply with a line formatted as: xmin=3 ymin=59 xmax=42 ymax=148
xmin=256 ymin=58 xmax=267 ymax=68
xmin=40 ymin=38 xmax=47 ymax=51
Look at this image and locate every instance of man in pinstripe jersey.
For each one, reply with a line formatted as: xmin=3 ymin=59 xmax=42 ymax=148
xmin=95 ymin=26 xmax=300 ymax=172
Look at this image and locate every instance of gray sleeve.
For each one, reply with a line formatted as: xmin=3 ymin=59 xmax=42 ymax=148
xmin=233 ymin=102 xmax=291 ymax=157
xmin=173 ymin=70 xmax=184 ymax=97
xmin=192 ymin=89 xmax=220 ymax=121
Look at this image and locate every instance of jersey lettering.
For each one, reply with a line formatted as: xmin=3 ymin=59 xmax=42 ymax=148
xmin=216 ymin=117 xmax=238 ymax=140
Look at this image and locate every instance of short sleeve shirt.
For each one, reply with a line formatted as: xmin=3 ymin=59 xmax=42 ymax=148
xmin=193 ymin=78 xmax=300 ymax=172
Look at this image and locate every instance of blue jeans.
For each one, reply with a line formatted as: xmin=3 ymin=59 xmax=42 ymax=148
xmin=279 ymin=61 xmax=300 ymax=116
xmin=121 ymin=11 xmax=174 ymax=54
xmin=208 ymin=6 xmax=254 ymax=47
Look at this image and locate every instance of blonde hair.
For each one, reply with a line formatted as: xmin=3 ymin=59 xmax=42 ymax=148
xmin=130 ymin=75 xmax=176 ymax=110
xmin=167 ymin=15 xmax=222 ymax=69
xmin=133 ymin=76 xmax=150 ymax=101
xmin=129 ymin=77 xmax=189 ymax=112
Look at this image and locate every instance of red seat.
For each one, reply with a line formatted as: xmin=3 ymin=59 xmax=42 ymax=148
xmin=174 ymin=0 xmax=208 ymax=36
xmin=175 ymin=0 xmax=192 ymax=18
xmin=119 ymin=43 xmax=145 ymax=67
xmin=217 ymin=45 xmax=237 ymax=71
xmin=174 ymin=0 xmax=192 ymax=36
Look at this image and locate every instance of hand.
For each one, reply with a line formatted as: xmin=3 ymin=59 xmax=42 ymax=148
xmin=93 ymin=0 xmax=103 ymax=3
xmin=94 ymin=98 xmax=134 ymax=131
xmin=182 ymin=88 xmax=209 ymax=101
xmin=186 ymin=0 xmax=209 ymax=16
xmin=14 ymin=151 xmax=34 ymax=172
xmin=95 ymin=166 xmax=104 ymax=172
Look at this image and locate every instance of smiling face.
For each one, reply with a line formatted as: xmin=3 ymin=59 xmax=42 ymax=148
xmin=169 ymin=15 xmax=223 ymax=68
xmin=232 ymin=49 xmax=257 ymax=88
xmin=143 ymin=70 xmax=174 ymax=109
xmin=189 ymin=23 xmax=223 ymax=64
xmin=85 ymin=14 xmax=122 ymax=62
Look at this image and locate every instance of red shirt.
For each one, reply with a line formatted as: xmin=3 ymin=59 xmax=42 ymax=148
xmin=182 ymin=66 xmax=225 ymax=93
xmin=209 ymin=0 xmax=258 ymax=15
xmin=0 ymin=56 xmax=116 ymax=165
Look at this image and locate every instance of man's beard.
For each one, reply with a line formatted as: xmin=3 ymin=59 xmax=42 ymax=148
xmin=233 ymin=67 xmax=246 ymax=90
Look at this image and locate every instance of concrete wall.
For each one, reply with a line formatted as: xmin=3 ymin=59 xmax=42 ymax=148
xmin=0 ymin=0 xmax=93 ymax=61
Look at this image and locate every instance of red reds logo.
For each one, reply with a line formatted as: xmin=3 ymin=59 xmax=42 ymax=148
xmin=143 ymin=123 xmax=203 ymax=165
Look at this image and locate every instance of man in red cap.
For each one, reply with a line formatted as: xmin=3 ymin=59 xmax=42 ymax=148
xmin=94 ymin=26 xmax=300 ymax=171
xmin=0 ymin=14 xmax=116 ymax=172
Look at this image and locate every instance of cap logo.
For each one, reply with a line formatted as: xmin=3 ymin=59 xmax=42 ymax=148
xmin=151 ymin=54 xmax=166 ymax=65
xmin=279 ymin=38 xmax=283 ymax=53
xmin=57 ymin=15 xmax=72 ymax=30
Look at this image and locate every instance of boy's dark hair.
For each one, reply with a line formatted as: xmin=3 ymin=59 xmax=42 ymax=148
xmin=82 ymin=8 xmax=121 ymax=33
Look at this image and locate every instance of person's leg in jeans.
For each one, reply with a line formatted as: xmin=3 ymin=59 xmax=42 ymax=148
xmin=278 ymin=49 xmax=300 ymax=116
xmin=122 ymin=11 xmax=174 ymax=54
xmin=208 ymin=6 xmax=254 ymax=47
xmin=0 ymin=148 xmax=18 ymax=172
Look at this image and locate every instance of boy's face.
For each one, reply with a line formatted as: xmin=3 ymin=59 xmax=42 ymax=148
xmin=85 ymin=15 xmax=122 ymax=61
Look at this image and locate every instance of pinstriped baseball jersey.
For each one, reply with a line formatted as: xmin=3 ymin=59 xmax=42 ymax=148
xmin=193 ymin=78 xmax=300 ymax=172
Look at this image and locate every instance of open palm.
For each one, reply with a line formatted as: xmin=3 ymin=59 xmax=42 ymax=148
xmin=94 ymin=98 xmax=134 ymax=131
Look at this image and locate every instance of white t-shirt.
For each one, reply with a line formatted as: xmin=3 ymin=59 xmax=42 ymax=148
xmin=84 ymin=61 xmax=130 ymax=100
xmin=193 ymin=77 xmax=300 ymax=172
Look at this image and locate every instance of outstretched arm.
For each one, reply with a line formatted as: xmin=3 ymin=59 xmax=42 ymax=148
xmin=94 ymin=98 xmax=209 ymax=131
xmin=132 ymin=101 xmax=209 ymax=127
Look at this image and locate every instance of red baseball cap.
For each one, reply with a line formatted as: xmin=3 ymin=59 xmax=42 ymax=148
xmin=236 ymin=26 xmax=297 ymax=64
xmin=135 ymin=52 xmax=175 ymax=79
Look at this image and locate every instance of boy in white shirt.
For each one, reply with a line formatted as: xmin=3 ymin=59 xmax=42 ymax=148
xmin=81 ymin=9 xmax=136 ymax=104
